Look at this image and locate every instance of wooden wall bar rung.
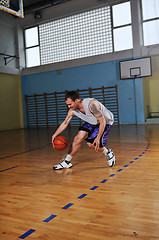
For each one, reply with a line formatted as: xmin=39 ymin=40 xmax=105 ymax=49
xmin=25 ymin=85 xmax=119 ymax=128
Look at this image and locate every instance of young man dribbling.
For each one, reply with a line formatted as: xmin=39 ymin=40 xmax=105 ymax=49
xmin=52 ymin=91 xmax=116 ymax=170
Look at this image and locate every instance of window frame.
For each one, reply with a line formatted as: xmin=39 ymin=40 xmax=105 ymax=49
xmin=112 ymin=1 xmax=133 ymax=52
xmin=24 ymin=1 xmax=134 ymax=68
xmin=24 ymin=26 xmax=41 ymax=67
xmin=38 ymin=6 xmax=113 ymax=65
xmin=141 ymin=0 xmax=159 ymax=47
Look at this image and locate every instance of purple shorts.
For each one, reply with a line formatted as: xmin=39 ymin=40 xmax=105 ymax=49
xmin=79 ymin=122 xmax=111 ymax=148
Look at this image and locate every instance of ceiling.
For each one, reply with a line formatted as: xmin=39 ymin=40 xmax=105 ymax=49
xmin=23 ymin=0 xmax=72 ymax=15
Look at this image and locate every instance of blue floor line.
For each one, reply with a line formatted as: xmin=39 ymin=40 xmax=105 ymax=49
xmin=19 ymin=229 xmax=36 ymax=239
xmin=18 ymin=138 xmax=150 ymax=239
xmin=62 ymin=203 xmax=74 ymax=209
xmin=43 ymin=215 xmax=57 ymax=222
xmin=0 ymin=165 xmax=19 ymax=173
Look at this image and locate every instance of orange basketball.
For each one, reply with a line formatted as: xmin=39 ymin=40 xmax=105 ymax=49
xmin=53 ymin=136 xmax=68 ymax=151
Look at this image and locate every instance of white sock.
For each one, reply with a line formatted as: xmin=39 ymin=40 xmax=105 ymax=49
xmin=65 ymin=154 xmax=72 ymax=161
xmin=103 ymin=147 xmax=108 ymax=155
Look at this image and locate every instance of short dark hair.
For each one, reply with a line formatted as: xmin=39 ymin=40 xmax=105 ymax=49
xmin=65 ymin=91 xmax=80 ymax=101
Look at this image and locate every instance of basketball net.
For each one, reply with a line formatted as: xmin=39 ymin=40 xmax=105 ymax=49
xmin=131 ymin=74 xmax=138 ymax=79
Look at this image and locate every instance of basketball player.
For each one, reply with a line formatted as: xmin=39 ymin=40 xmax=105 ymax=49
xmin=52 ymin=91 xmax=116 ymax=170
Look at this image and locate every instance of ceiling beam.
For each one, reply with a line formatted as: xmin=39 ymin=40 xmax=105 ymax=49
xmin=24 ymin=0 xmax=71 ymax=15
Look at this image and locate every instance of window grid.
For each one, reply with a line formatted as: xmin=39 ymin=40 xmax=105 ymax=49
xmin=39 ymin=6 xmax=113 ymax=65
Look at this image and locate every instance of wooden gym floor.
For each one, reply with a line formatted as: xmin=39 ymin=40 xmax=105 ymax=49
xmin=0 ymin=124 xmax=159 ymax=240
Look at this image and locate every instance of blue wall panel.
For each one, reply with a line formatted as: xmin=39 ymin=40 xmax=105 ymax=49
xmin=22 ymin=61 xmax=118 ymax=95
xmin=118 ymin=79 xmax=136 ymax=124
xmin=21 ymin=59 xmax=144 ymax=126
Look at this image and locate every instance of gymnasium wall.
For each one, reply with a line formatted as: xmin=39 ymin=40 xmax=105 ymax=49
xmin=0 ymin=11 xmax=24 ymax=131
xmin=0 ymin=73 xmax=24 ymax=131
xmin=0 ymin=11 xmax=20 ymax=75
xmin=143 ymin=55 xmax=159 ymax=118
xmin=21 ymin=59 xmax=145 ymax=126
xmin=1 ymin=0 xmax=157 ymax=129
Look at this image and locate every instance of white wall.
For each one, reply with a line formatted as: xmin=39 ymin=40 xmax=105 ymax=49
xmin=0 ymin=11 xmax=20 ymax=74
xmin=1 ymin=0 xmax=159 ymax=76
xmin=17 ymin=0 xmax=159 ymax=76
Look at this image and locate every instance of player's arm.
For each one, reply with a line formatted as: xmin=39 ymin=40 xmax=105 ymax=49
xmin=52 ymin=109 xmax=74 ymax=143
xmin=89 ymin=99 xmax=106 ymax=151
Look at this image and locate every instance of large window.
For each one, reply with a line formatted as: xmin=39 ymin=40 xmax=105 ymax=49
xmin=112 ymin=1 xmax=133 ymax=52
xmin=141 ymin=0 xmax=159 ymax=46
xmin=39 ymin=7 xmax=112 ymax=65
xmin=24 ymin=1 xmax=133 ymax=68
xmin=25 ymin=27 xmax=40 ymax=67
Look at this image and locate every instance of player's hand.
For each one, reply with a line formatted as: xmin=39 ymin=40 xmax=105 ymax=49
xmin=93 ymin=138 xmax=100 ymax=152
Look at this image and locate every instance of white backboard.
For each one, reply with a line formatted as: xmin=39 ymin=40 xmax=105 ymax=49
xmin=120 ymin=57 xmax=152 ymax=79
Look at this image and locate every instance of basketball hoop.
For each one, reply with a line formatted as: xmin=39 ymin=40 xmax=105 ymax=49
xmin=0 ymin=0 xmax=10 ymax=8
xmin=0 ymin=0 xmax=24 ymax=18
xmin=120 ymin=57 xmax=152 ymax=80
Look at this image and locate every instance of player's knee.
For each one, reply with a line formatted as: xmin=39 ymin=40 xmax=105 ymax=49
xmin=73 ymin=134 xmax=84 ymax=144
xmin=73 ymin=131 xmax=88 ymax=144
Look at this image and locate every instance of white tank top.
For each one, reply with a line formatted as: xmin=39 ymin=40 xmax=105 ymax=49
xmin=72 ymin=98 xmax=114 ymax=125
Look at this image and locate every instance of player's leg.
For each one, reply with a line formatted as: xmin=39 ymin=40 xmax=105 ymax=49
xmin=68 ymin=130 xmax=88 ymax=156
xmin=101 ymin=125 xmax=116 ymax=167
xmin=86 ymin=125 xmax=115 ymax=167
xmin=53 ymin=130 xmax=88 ymax=170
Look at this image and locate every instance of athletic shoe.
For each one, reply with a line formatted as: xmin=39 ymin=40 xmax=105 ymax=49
xmin=53 ymin=158 xmax=72 ymax=170
xmin=105 ymin=148 xmax=115 ymax=167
